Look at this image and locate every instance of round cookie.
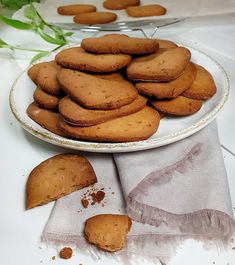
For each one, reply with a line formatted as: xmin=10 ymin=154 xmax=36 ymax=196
xmin=157 ymin=39 xmax=178 ymax=49
xmin=27 ymin=102 xmax=66 ymax=136
xmin=57 ymin=68 xmax=138 ymax=110
xmin=73 ymin=12 xmax=117 ymax=25
xmin=85 ymin=214 xmax=132 ymax=252
xmin=135 ymin=62 xmax=197 ymax=99
xmin=81 ymin=34 xmax=159 ymax=55
xmin=103 ymin=0 xmax=140 ymax=10
xmin=33 ymin=86 xmax=61 ymax=110
xmin=59 ymin=106 xmax=161 ymax=142
xmin=126 ymin=4 xmax=167 ymax=17
xmin=182 ymin=64 xmax=217 ymax=100
xmin=127 ymin=47 xmax=191 ymax=82
xmin=59 ymin=95 xmax=147 ymax=126
xmin=55 ymin=47 xmax=131 ymax=73
xmin=57 ymin=4 xmax=96 ymax=15
xmin=28 ymin=61 xmax=54 ymax=84
xmin=37 ymin=61 xmax=62 ymax=96
xmin=150 ymin=96 xmax=203 ymax=116
xmin=26 ymin=154 xmax=97 ymax=209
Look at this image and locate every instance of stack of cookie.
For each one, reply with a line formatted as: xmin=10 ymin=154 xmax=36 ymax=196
xmin=27 ymin=34 xmax=217 ymax=143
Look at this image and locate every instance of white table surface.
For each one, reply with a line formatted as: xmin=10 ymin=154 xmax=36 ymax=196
xmin=0 ymin=12 xmax=235 ymax=265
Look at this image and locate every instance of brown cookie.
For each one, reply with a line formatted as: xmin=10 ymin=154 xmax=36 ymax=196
xmin=93 ymin=72 xmax=125 ymax=81
xmin=57 ymin=4 xmax=96 ymax=15
xmin=33 ymin=86 xmax=60 ymax=110
xmin=182 ymin=64 xmax=217 ymax=100
xmin=126 ymin=4 xmax=167 ymax=17
xmin=36 ymin=61 xmax=62 ymax=96
xmin=55 ymin=47 xmax=131 ymax=73
xmin=103 ymin=0 xmax=140 ymax=10
xmin=157 ymin=39 xmax=178 ymax=49
xmin=27 ymin=102 xmax=66 ymax=136
xmin=135 ymin=62 xmax=197 ymax=99
xmin=84 ymin=214 xmax=132 ymax=252
xmin=27 ymin=61 xmax=54 ymax=84
xmin=59 ymin=95 xmax=147 ymax=126
xmin=127 ymin=47 xmax=191 ymax=82
xmin=81 ymin=34 xmax=159 ymax=55
xmin=73 ymin=12 xmax=117 ymax=25
xmin=58 ymin=106 xmax=160 ymax=142
xmin=150 ymin=96 xmax=203 ymax=116
xmin=57 ymin=68 xmax=138 ymax=110
xmin=26 ymin=154 xmax=97 ymax=209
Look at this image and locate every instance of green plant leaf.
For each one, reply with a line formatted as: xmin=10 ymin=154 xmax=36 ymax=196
xmin=24 ymin=4 xmax=38 ymax=21
xmin=0 ymin=0 xmax=40 ymax=10
xmin=37 ymin=27 xmax=66 ymax=45
xmin=63 ymin=32 xmax=74 ymax=37
xmin=0 ymin=38 xmax=8 ymax=46
xmin=30 ymin=51 xmax=50 ymax=64
xmin=0 ymin=14 xmax=34 ymax=30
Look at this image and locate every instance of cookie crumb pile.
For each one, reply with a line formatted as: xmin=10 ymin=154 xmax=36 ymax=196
xmin=27 ymin=34 xmax=217 ymax=143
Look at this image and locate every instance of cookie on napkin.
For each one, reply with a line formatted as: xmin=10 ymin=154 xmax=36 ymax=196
xmin=126 ymin=4 xmax=167 ymax=17
xmin=85 ymin=214 xmax=132 ymax=252
xmin=26 ymin=154 xmax=97 ymax=209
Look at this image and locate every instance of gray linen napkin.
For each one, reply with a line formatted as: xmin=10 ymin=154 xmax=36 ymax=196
xmin=42 ymin=122 xmax=234 ymax=262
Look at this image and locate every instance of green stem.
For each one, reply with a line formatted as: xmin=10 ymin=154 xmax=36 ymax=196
xmin=10 ymin=45 xmax=47 ymax=53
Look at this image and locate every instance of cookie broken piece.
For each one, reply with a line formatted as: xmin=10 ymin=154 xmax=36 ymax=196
xmin=26 ymin=154 xmax=97 ymax=209
xmin=84 ymin=214 xmax=132 ymax=252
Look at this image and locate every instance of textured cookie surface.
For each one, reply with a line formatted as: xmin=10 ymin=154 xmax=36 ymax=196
xmin=85 ymin=214 xmax=132 ymax=252
xmin=27 ymin=102 xmax=65 ymax=136
xmin=56 ymin=47 xmax=131 ymax=73
xmin=37 ymin=61 xmax=62 ymax=96
xmin=103 ymin=0 xmax=140 ymax=10
xmin=28 ymin=61 xmax=54 ymax=84
xmin=157 ymin=39 xmax=178 ymax=49
xmin=59 ymin=106 xmax=160 ymax=142
xmin=73 ymin=12 xmax=117 ymax=25
xmin=136 ymin=62 xmax=196 ymax=99
xmin=150 ymin=96 xmax=203 ymax=116
xmin=26 ymin=154 xmax=97 ymax=209
xmin=57 ymin=4 xmax=96 ymax=15
xmin=127 ymin=47 xmax=191 ymax=82
xmin=126 ymin=4 xmax=167 ymax=17
xmin=59 ymin=95 xmax=147 ymax=126
xmin=57 ymin=68 xmax=138 ymax=110
xmin=81 ymin=34 xmax=159 ymax=55
xmin=182 ymin=64 xmax=217 ymax=99
xmin=33 ymin=86 xmax=60 ymax=110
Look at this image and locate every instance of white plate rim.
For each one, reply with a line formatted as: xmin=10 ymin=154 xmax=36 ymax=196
xmin=9 ymin=44 xmax=230 ymax=153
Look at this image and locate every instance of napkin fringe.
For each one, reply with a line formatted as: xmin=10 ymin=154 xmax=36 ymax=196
xmin=41 ymin=230 xmax=232 ymax=264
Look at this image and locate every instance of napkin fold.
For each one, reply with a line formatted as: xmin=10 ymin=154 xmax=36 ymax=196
xmin=42 ymin=122 xmax=234 ymax=262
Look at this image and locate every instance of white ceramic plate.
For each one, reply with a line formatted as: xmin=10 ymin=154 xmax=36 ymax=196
xmin=9 ymin=45 xmax=229 ymax=153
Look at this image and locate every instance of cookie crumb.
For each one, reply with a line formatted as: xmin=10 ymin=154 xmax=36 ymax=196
xmin=59 ymin=247 xmax=73 ymax=259
xmin=81 ymin=198 xmax=89 ymax=208
xmin=51 ymin=256 xmax=56 ymax=260
xmin=112 ymin=192 xmax=115 ymax=194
